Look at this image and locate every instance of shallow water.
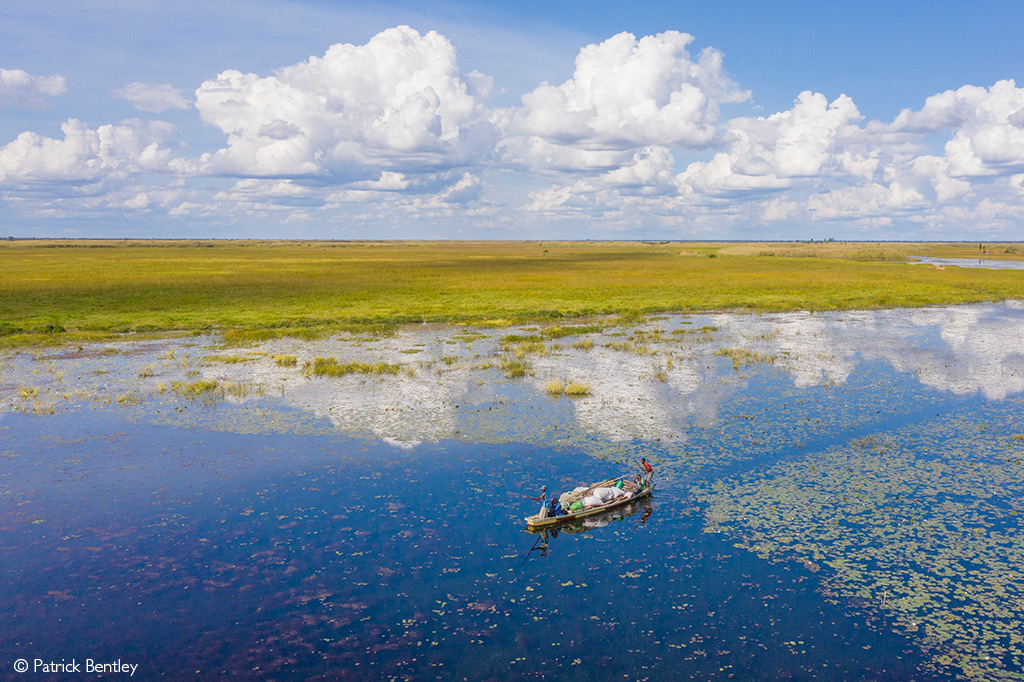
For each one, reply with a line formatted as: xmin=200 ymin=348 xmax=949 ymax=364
xmin=910 ymin=256 xmax=1024 ymax=270
xmin=3 ymin=302 xmax=1024 ymax=680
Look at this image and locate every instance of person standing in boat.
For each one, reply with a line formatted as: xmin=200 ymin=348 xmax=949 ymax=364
xmin=641 ymin=457 xmax=654 ymax=487
xmin=528 ymin=485 xmax=549 ymax=519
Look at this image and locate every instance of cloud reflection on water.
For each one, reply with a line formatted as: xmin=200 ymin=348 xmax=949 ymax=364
xmin=2 ymin=301 xmax=1023 ymax=447
xmin=202 ymin=301 xmax=1024 ymax=447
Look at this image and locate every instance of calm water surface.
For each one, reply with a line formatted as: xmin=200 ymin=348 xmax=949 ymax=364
xmin=2 ymin=302 xmax=1024 ymax=680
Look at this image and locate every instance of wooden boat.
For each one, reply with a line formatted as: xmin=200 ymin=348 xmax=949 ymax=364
xmin=524 ymin=475 xmax=655 ymax=529
xmin=525 ymin=496 xmax=653 ymax=536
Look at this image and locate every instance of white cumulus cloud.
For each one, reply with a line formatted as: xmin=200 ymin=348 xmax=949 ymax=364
xmin=679 ymin=91 xmax=870 ymax=195
xmin=891 ymin=80 xmax=1024 ymax=177
xmin=0 ymin=118 xmax=179 ymax=185
xmin=505 ymin=31 xmax=748 ymax=171
xmin=0 ymin=68 xmax=67 ymax=109
xmin=193 ymin=25 xmax=496 ymax=179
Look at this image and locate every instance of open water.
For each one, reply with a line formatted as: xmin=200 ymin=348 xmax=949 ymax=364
xmin=2 ymin=302 xmax=1024 ymax=680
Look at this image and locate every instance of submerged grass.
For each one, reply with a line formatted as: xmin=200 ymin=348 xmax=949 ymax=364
xmin=2 ymin=240 xmax=1024 ymax=348
xmin=715 ymin=348 xmax=778 ymax=370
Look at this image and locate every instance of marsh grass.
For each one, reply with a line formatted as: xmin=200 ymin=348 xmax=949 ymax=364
xmin=204 ymin=354 xmax=256 ymax=364
xmin=3 ymin=240 xmax=1024 ymax=348
xmin=273 ymin=354 xmax=298 ymax=366
xmin=605 ymin=340 xmax=650 ymax=354
xmin=543 ymin=378 xmax=591 ymax=396
xmin=715 ymin=347 xmax=778 ymax=369
xmin=500 ymin=357 xmax=528 ymax=378
xmin=167 ymin=378 xmax=257 ymax=403
xmin=302 ymin=357 xmax=403 ymax=378
xmin=171 ymin=379 xmax=221 ymax=396
xmin=563 ymin=381 xmax=592 ymax=397
xmin=544 ymin=379 xmax=565 ymax=395
xmin=540 ymin=324 xmax=604 ymax=338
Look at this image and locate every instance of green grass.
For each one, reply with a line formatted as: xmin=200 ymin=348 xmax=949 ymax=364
xmin=1 ymin=240 xmax=1023 ymax=348
xmin=302 ymin=357 xmax=403 ymax=378
xmin=170 ymin=379 xmax=221 ymax=396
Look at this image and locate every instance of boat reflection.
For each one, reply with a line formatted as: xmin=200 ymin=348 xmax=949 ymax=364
xmin=522 ymin=497 xmax=654 ymax=561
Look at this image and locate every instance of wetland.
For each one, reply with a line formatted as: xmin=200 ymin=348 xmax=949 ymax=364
xmin=3 ymin=296 xmax=1024 ymax=680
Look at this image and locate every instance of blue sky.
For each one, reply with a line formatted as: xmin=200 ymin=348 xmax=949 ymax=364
xmin=1 ymin=0 xmax=1023 ymax=240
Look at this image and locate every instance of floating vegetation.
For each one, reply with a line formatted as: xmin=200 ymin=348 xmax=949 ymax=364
xmin=138 ymin=364 xmax=156 ymax=378
xmin=18 ymin=385 xmax=38 ymax=399
xmin=695 ymin=407 xmax=1024 ymax=681
xmin=117 ymin=391 xmax=142 ymax=405
xmin=302 ymin=357 xmax=403 ymax=378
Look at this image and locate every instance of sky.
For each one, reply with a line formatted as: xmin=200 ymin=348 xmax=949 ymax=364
xmin=1 ymin=0 xmax=1023 ymax=241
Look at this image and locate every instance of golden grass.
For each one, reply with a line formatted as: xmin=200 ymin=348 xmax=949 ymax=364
xmin=563 ymin=381 xmax=592 ymax=396
xmin=544 ymin=379 xmax=565 ymax=395
xmin=1 ymin=240 xmax=1022 ymax=348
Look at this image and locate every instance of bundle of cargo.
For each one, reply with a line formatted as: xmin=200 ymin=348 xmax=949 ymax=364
xmin=524 ymin=460 xmax=655 ymax=530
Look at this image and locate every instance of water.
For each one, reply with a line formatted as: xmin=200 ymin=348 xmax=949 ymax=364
xmin=910 ymin=256 xmax=1024 ymax=270
xmin=2 ymin=302 xmax=1024 ymax=680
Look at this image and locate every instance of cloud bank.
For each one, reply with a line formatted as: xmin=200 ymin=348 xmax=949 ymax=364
xmin=2 ymin=27 xmax=1024 ymax=237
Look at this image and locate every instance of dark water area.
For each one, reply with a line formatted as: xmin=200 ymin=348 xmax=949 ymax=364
xmin=1 ymin=407 xmax=939 ymax=681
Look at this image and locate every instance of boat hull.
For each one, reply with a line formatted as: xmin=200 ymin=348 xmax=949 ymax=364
xmin=524 ymin=485 xmax=654 ymax=529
